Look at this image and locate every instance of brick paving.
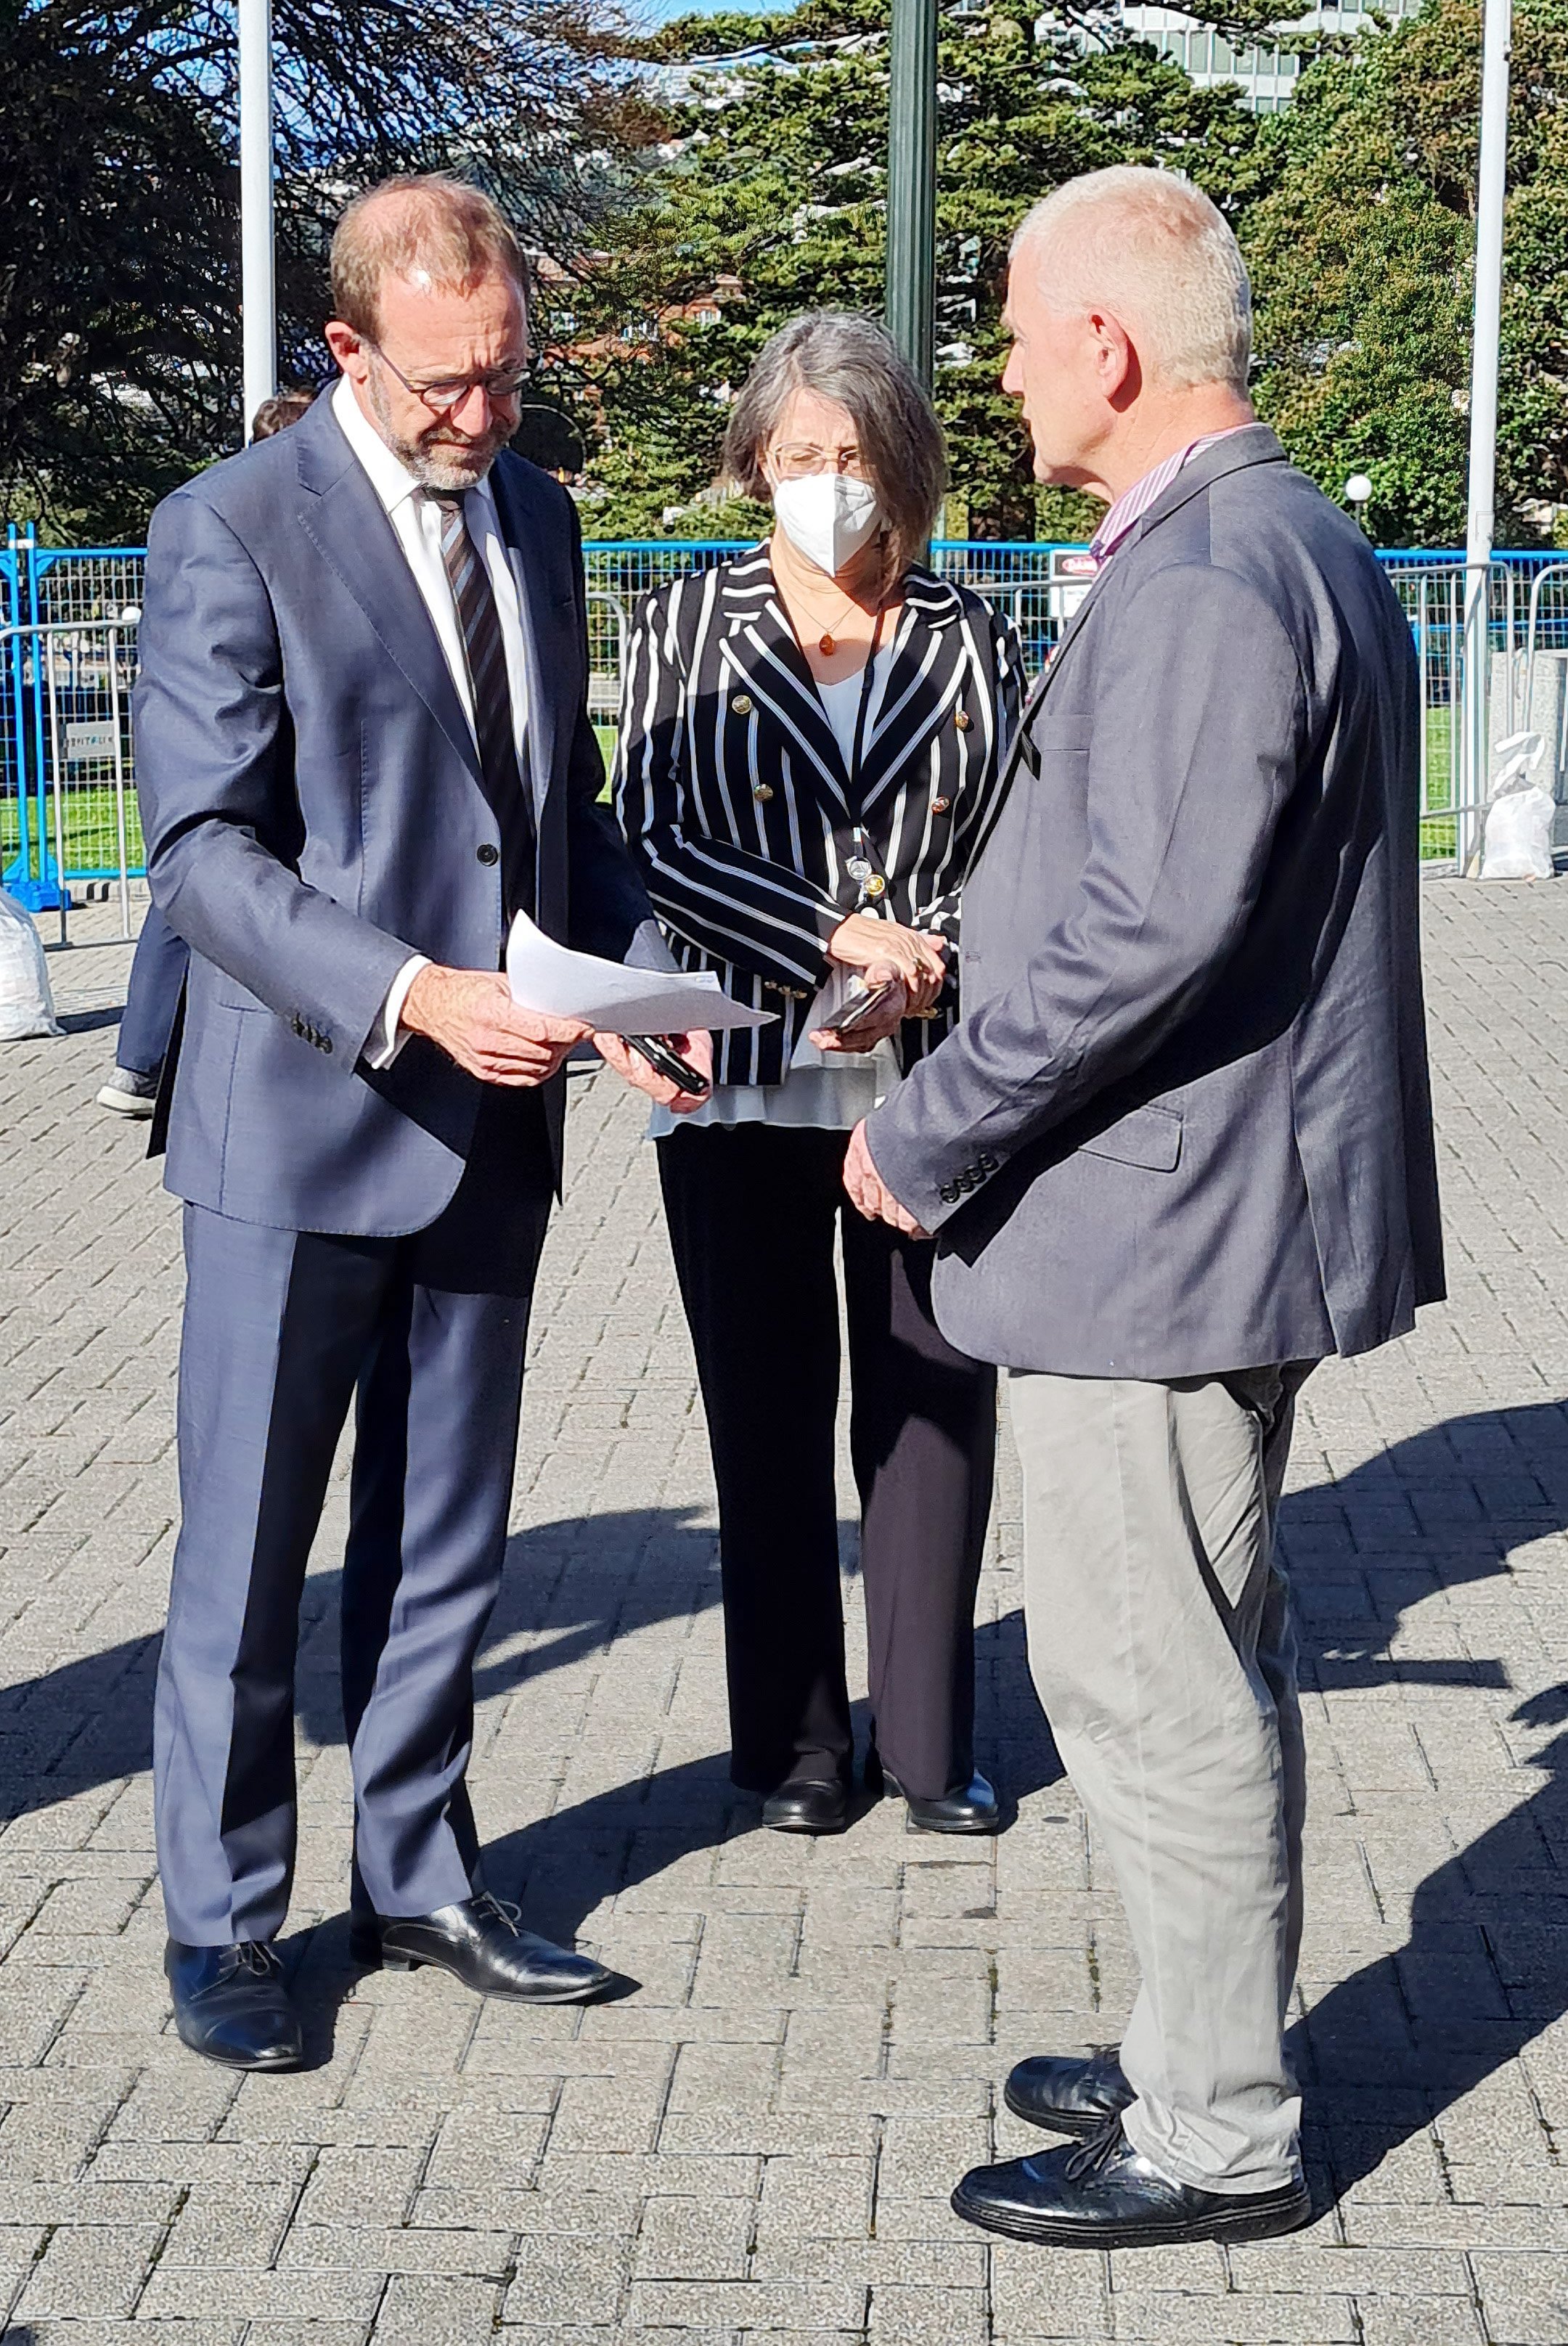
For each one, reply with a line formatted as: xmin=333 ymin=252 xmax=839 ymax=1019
xmin=4 ymin=880 xmax=1568 ymax=2342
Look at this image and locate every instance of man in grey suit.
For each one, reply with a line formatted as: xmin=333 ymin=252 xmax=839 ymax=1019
xmin=135 ymin=176 xmax=707 ymax=2071
xmin=846 ymin=166 xmax=1443 ymax=2246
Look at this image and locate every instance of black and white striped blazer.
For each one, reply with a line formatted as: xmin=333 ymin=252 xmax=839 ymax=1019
xmin=612 ymin=547 xmax=1026 ymax=1087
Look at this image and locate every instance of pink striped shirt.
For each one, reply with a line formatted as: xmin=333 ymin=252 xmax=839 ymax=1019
xmin=1087 ymin=427 xmax=1251 ymax=563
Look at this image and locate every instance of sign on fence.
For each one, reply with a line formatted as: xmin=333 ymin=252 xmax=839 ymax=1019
xmin=64 ymin=721 xmax=118 ymax=764
xmin=1048 ymin=548 xmax=1100 ymax=621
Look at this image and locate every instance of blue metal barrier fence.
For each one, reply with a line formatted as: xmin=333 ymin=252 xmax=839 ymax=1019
xmin=4 ymin=529 xmax=1565 ymax=903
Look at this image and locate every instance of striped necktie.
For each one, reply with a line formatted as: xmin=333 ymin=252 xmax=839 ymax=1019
xmin=428 ymin=489 xmax=535 ymax=917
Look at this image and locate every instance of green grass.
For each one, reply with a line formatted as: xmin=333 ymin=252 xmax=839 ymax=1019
xmin=2 ymin=782 xmax=141 ymax=879
xmin=1420 ymin=706 xmax=1458 ymax=865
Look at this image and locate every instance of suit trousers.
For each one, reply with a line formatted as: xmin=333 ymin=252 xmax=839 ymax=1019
xmin=1008 ymin=1362 xmax=1315 ymax=2193
xmin=155 ymin=1094 xmax=551 ymax=1946
xmin=657 ymin=1121 xmax=997 ymax=1799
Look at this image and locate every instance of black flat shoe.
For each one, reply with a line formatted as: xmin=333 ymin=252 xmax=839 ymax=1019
xmin=952 ymin=2118 xmax=1312 ymax=2249
xmin=166 ymin=1939 xmax=304 ymax=2072
xmin=350 ymin=1892 xmax=616 ymax=2003
xmin=1005 ymin=2044 xmax=1135 ymax=2136
xmin=760 ymin=1777 xmax=848 ymax=1834
xmin=880 ymin=1767 xmax=1000 ymax=1835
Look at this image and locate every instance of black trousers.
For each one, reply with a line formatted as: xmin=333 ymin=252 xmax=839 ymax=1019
xmin=658 ymin=1121 xmax=997 ymax=1801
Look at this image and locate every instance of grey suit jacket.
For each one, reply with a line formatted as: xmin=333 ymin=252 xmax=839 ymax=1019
xmin=865 ymin=426 xmax=1445 ymax=1379
xmin=133 ymin=392 xmax=653 ymax=1236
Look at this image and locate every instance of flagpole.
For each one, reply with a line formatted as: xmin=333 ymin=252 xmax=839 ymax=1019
xmin=239 ymin=0 xmax=277 ymax=441
xmin=1461 ymin=0 xmax=1511 ymax=863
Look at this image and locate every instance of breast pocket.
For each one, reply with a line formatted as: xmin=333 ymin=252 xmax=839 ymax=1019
xmin=1036 ymin=715 xmax=1093 ymax=759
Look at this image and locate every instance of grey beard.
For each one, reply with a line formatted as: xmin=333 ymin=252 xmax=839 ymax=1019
xmin=367 ymin=367 xmax=499 ymax=491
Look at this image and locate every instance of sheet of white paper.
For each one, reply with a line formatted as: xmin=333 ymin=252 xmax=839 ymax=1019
xmin=505 ymin=913 xmax=773 ymax=1036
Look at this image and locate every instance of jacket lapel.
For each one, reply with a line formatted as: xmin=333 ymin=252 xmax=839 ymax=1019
xmin=719 ymin=555 xmax=854 ymax=822
xmin=968 ymin=561 xmax=1098 ymax=862
xmin=293 ymin=398 xmax=482 ymax=788
xmin=856 ymin=569 xmax=967 ymax=817
xmin=488 ymin=456 xmax=560 ymax=827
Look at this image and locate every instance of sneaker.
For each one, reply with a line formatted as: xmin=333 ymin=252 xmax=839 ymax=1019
xmin=97 ymin=1067 xmax=159 ymax=1117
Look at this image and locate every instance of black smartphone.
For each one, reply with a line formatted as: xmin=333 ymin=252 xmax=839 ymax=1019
xmin=627 ymin=1034 xmax=711 ymax=1096
xmin=817 ymin=978 xmax=902 ymax=1039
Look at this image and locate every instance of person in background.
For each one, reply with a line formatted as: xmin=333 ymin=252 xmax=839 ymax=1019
xmin=848 ymin=167 xmax=1444 ymax=2249
xmin=615 ymin=311 xmax=1024 ymax=1838
xmin=251 ymin=388 xmax=317 ymax=439
xmin=97 ymin=388 xmax=318 ymax=1117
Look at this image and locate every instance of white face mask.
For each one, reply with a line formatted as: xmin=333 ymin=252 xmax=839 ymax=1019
xmin=771 ymin=472 xmax=883 ymax=578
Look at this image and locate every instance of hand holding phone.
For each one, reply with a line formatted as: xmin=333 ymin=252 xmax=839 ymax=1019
xmin=627 ymin=1034 xmax=711 ymax=1095
xmin=818 ymin=978 xmax=905 ymax=1040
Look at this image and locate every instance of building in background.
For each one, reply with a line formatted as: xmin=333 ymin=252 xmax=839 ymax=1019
xmin=1120 ymin=0 xmax=1424 ymax=110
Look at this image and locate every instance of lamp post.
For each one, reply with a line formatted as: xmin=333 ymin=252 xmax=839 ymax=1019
xmin=886 ymin=0 xmax=938 ymax=388
xmin=1460 ymin=0 xmax=1512 ymax=863
xmin=238 ymin=0 xmax=277 ymax=441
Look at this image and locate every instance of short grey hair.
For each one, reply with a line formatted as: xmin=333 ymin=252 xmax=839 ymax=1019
xmin=1012 ymin=167 xmax=1251 ymax=395
xmin=723 ymin=312 xmax=947 ymax=578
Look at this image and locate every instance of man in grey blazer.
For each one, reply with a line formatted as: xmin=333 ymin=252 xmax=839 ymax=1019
xmin=847 ymin=167 xmax=1443 ymax=2245
xmin=134 ymin=176 xmax=706 ymax=2071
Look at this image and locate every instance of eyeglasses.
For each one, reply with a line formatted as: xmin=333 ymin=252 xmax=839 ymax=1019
xmin=369 ymin=343 xmax=531 ymax=413
xmin=768 ymin=443 xmax=868 ymax=481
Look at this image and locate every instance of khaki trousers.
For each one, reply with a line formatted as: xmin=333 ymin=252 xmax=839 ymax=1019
xmin=1009 ymin=1363 xmax=1313 ymax=2192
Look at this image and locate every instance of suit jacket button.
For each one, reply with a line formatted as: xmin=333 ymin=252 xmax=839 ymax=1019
xmin=732 ymin=693 xmax=754 ymax=715
xmin=955 ymin=710 xmax=972 ymax=732
xmin=931 ymin=795 xmax=950 ymax=814
xmin=322 ymin=1037 xmax=333 ymax=1055
xmin=477 ymin=842 xmax=499 ymax=866
xmin=939 ymin=1181 xmax=960 ymax=1205
xmin=753 ymin=782 xmax=773 ymax=802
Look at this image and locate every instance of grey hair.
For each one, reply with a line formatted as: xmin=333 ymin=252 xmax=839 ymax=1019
xmin=1011 ymin=166 xmax=1251 ymax=395
xmin=723 ymin=311 xmax=947 ymax=577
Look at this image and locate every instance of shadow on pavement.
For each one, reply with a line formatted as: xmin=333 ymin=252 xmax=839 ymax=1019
xmin=7 ymin=1402 xmax=1568 ymax=2208
xmin=0 ymin=1506 xmax=726 ymax=1826
xmin=1280 ymin=1397 xmax=1568 ymax=2206
xmin=1295 ymin=1683 xmax=1568 ymax=2206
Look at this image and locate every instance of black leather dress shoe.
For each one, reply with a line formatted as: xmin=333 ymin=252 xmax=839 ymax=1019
xmin=350 ymin=1892 xmax=616 ymax=2003
xmin=880 ymin=1767 xmax=1000 ymax=1835
xmin=166 ymin=1939 xmax=304 ymax=2072
xmin=760 ymin=1777 xmax=848 ymax=1834
xmin=1005 ymin=2044 xmax=1135 ymax=2136
xmin=952 ymin=2119 xmax=1312 ymax=2248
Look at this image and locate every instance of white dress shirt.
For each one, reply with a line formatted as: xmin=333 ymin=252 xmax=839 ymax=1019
xmin=332 ymin=375 xmax=532 ymax=1066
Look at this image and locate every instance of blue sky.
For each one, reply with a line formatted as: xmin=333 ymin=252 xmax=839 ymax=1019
xmin=640 ymin=0 xmax=764 ymax=20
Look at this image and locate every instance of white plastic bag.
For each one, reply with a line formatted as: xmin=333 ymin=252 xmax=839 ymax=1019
xmin=0 ymin=886 xmax=62 ymax=1040
xmin=1480 ymin=732 xmax=1557 ymax=880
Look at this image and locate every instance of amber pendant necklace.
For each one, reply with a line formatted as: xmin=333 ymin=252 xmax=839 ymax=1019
xmin=802 ymin=584 xmax=865 ymax=658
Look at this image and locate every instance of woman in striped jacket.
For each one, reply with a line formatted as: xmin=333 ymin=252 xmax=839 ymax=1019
xmin=613 ymin=312 xmax=1024 ymax=1836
